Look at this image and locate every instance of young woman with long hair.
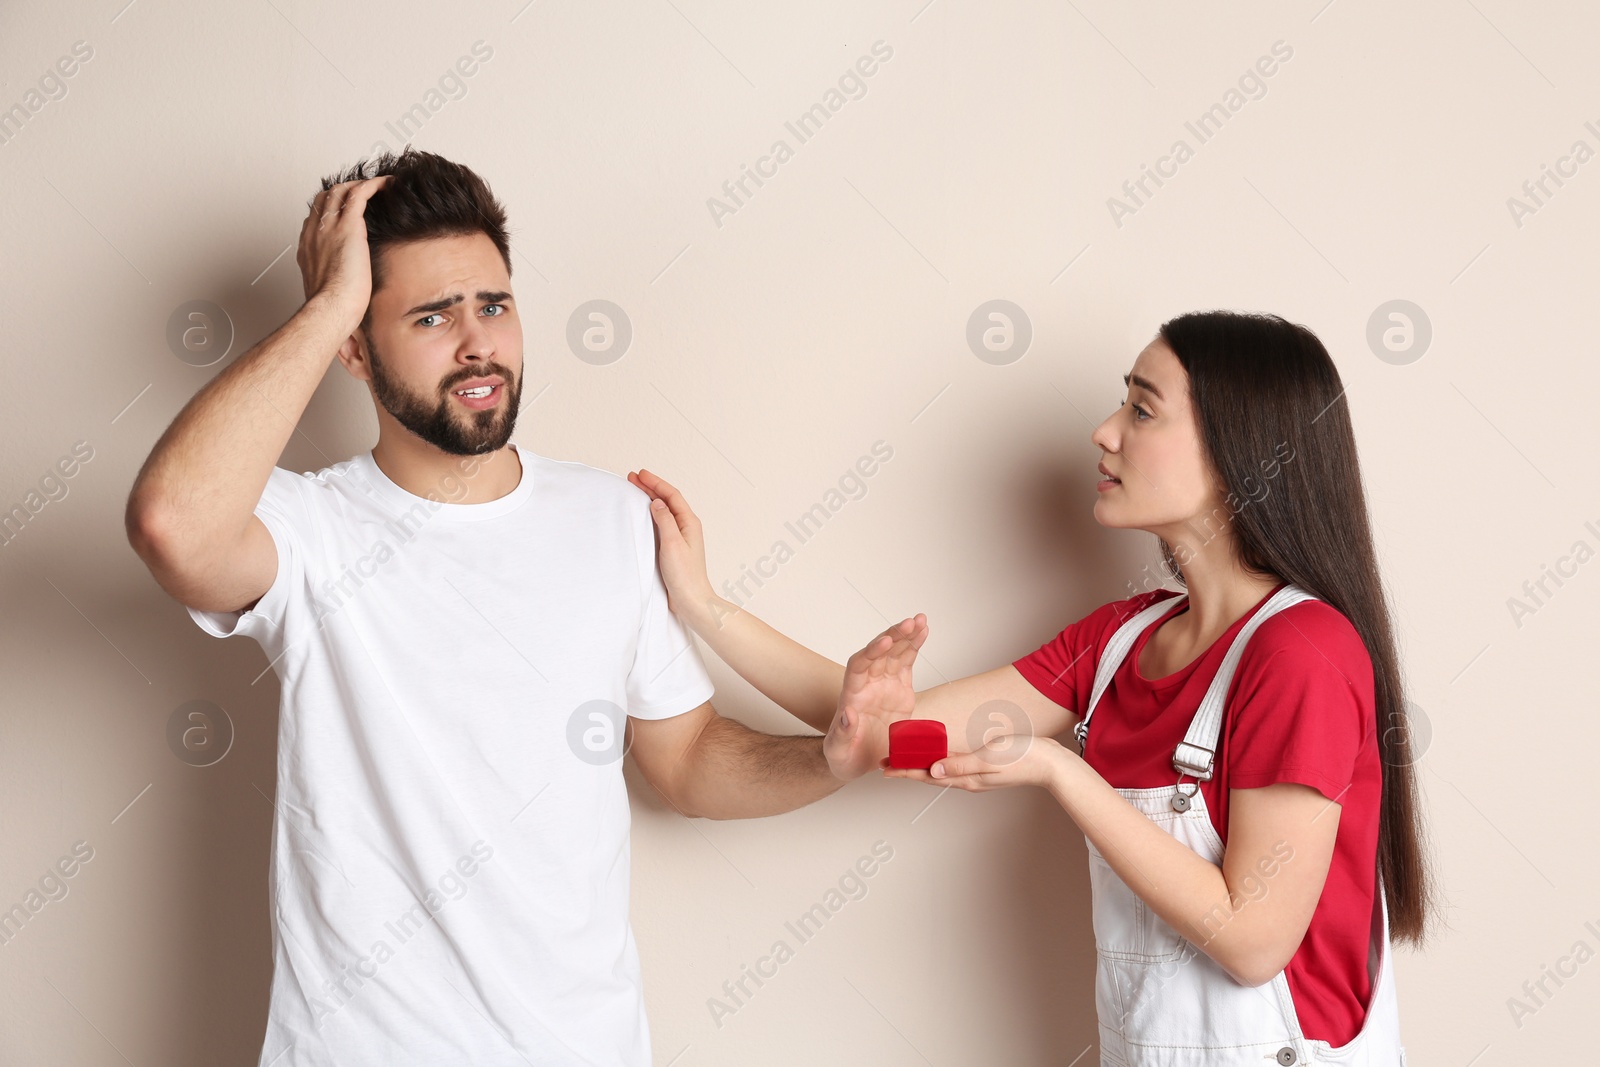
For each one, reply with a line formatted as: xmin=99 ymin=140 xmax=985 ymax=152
xmin=629 ymin=309 xmax=1434 ymax=1065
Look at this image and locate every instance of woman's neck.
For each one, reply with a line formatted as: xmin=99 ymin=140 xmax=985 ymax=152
xmin=1165 ymin=529 xmax=1283 ymax=638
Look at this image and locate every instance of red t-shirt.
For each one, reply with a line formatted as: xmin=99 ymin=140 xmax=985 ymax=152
xmin=1011 ymin=583 xmax=1382 ymax=1047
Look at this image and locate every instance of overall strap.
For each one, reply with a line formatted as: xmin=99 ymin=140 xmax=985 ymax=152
xmin=1072 ymin=593 xmax=1189 ymax=751
xmin=1171 ymin=584 xmax=1322 ymax=781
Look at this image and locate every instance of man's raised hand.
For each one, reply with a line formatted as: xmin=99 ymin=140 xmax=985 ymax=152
xmin=823 ymin=614 xmax=928 ymax=781
xmin=296 ymin=175 xmax=391 ymax=317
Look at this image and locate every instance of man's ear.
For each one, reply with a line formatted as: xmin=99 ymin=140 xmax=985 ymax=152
xmin=333 ymin=326 xmax=372 ymax=382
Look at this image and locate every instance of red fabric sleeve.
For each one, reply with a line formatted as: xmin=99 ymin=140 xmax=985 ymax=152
xmin=1224 ymin=614 xmax=1373 ymax=803
xmin=1011 ymin=592 xmax=1175 ymax=714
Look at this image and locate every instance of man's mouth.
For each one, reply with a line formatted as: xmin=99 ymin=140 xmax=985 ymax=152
xmin=451 ymin=376 xmax=506 ymax=409
xmin=448 ymin=377 xmax=502 ymax=406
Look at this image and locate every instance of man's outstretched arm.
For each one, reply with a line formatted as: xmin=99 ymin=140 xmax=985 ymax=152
xmin=628 ymin=702 xmax=843 ymax=821
xmin=627 ymin=616 xmax=928 ymax=818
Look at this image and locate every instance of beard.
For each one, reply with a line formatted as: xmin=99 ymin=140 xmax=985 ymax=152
xmin=364 ymin=329 xmax=521 ymax=456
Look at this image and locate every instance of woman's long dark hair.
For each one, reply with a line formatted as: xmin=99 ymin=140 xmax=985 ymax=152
xmin=1155 ymin=309 xmax=1434 ymax=946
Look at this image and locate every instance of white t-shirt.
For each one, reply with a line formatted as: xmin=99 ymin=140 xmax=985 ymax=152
xmin=188 ymin=442 xmax=715 ymax=1067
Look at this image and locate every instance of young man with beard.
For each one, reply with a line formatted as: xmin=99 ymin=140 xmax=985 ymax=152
xmin=124 ymin=148 xmax=916 ymax=1066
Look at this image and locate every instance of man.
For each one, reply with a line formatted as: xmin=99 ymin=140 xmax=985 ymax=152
xmin=124 ymin=147 xmax=905 ymax=1066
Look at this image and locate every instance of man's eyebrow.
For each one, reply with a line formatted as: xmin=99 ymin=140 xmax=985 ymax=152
xmin=1123 ymin=372 xmax=1164 ymax=402
xmin=401 ymin=290 xmax=514 ymax=317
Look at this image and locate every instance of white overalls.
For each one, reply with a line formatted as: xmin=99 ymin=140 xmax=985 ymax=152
xmin=1071 ymin=584 xmax=1407 ymax=1066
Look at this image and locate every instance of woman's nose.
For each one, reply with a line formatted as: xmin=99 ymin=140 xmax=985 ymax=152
xmin=1091 ymin=413 xmax=1117 ymax=451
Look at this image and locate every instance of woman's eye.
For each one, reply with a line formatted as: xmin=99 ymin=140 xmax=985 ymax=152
xmin=1132 ymin=403 xmax=1150 ymax=421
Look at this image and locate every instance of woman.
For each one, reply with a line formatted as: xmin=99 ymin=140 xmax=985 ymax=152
xmin=628 ymin=309 xmax=1433 ymax=1065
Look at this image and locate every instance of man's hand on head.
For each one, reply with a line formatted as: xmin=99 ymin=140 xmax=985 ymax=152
xmin=296 ymin=174 xmax=391 ymax=320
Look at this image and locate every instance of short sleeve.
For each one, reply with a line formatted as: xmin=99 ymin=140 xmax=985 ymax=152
xmin=1225 ymin=622 xmax=1374 ymax=803
xmin=624 ymin=493 xmax=715 ymax=719
xmin=1012 ymin=592 xmax=1178 ymax=714
xmin=1011 ymin=625 xmax=1091 ymax=713
xmin=185 ymin=466 xmax=314 ymax=644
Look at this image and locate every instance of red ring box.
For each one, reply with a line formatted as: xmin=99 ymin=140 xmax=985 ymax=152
xmin=888 ymin=719 xmax=948 ymax=770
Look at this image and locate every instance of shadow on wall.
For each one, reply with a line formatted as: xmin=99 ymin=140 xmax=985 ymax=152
xmin=981 ymin=788 xmax=1102 ymax=1059
xmin=6 ymin=577 xmax=281 ymax=1065
xmin=1012 ymin=447 xmax=1161 ymax=615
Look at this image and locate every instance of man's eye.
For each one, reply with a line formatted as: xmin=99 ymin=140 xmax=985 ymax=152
xmin=483 ymin=304 xmax=506 ymax=316
xmin=418 ymin=313 xmax=443 ymax=327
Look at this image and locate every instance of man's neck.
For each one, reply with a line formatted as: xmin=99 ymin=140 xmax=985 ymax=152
xmin=371 ymin=435 xmax=523 ymax=504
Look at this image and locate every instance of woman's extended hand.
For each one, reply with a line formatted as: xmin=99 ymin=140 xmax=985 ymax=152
xmin=627 ymin=469 xmax=716 ymax=629
xmin=824 ymin=614 xmax=928 ymax=781
xmin=882 ymin=731 xmax=1073 ymax=792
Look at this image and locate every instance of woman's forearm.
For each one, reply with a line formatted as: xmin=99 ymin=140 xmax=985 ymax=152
xmin=1045 ymin=750 xmax=1291 ymax=987
xmin=684 ymin=594 xmax=844 ymax=733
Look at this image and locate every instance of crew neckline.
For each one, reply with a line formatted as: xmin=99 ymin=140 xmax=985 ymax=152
xmin=1131 ymin=581 xmax=1288 ymax=688
xmin=357 ymin=442 xmax=534 ymax=522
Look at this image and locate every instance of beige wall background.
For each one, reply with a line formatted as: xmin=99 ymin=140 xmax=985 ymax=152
xmin=2 ymin=0 xmax=1595 ymax=1063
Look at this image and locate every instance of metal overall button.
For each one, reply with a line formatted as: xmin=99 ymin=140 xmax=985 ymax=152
xmin=1171 ymin=774 xmax=1200 ymax=813
xmin=1276 ymin=1046 xmax=1297 ymax=1065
